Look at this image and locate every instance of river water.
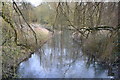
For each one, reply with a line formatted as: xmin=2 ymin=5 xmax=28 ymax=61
xmin=17 ymin=29 xmax=111 ymax=78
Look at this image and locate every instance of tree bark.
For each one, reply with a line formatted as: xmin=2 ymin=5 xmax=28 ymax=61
xmin=117 ymin=1 xmax=120 ymax=78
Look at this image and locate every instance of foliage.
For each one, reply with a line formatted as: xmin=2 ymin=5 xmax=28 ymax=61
xmin=34 ymin=3 xmax=56 ymax=26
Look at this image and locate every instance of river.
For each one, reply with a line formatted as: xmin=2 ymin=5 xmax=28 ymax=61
xmin=17 ymin=29 xmax=112 ymax=78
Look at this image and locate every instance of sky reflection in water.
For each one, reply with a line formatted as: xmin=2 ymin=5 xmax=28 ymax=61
xmin=18 ymin=30 xmax=109 ymax=78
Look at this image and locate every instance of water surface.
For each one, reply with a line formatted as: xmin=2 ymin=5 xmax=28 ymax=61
xmin=18 ymin=29 xmax=110 ymax=78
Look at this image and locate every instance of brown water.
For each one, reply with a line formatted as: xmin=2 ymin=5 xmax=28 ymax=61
xmin=17 ymin=29 xmax=113 ymax=78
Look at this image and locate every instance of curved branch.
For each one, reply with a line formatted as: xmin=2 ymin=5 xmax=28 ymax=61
xmin=12 ymin=0 xmax=38 ymax=45
xmin=2 ymin=2 xmax=18 ymax=45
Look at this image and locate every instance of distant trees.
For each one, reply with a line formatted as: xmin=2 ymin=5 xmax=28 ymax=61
xmin=54 ymin=2 xmax=118 ymax=28
xmin=20 ymin=2 xmax=37 ymax=23
xmin=34 ymin=3 xmax=56 ymax=26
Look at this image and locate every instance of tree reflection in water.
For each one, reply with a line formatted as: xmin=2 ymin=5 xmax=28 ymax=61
xmin=18 ymin=29 xmax=113 ymax=78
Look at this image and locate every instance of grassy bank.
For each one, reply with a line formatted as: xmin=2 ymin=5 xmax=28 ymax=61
xmin=2 ymin=19 xmax=52 ymax=78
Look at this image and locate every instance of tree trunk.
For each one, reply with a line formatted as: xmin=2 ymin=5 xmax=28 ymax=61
xmin=117 ymin=1 xmax=120 ymax=78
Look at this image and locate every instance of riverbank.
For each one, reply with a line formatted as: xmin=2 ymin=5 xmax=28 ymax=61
xmin=2 ymin=23 xmax=53 ymax=78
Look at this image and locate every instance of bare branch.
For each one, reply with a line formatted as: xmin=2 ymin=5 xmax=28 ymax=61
xmin=12 ymin=0 xmax=38 ymax=45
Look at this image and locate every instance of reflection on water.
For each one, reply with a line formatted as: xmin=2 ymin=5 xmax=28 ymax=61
xmin=17 ymin=29 xmax=110 ymax=78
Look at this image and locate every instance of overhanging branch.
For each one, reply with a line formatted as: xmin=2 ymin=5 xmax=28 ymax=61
xmin=12 ymin=0 xmax=38 ymax=45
